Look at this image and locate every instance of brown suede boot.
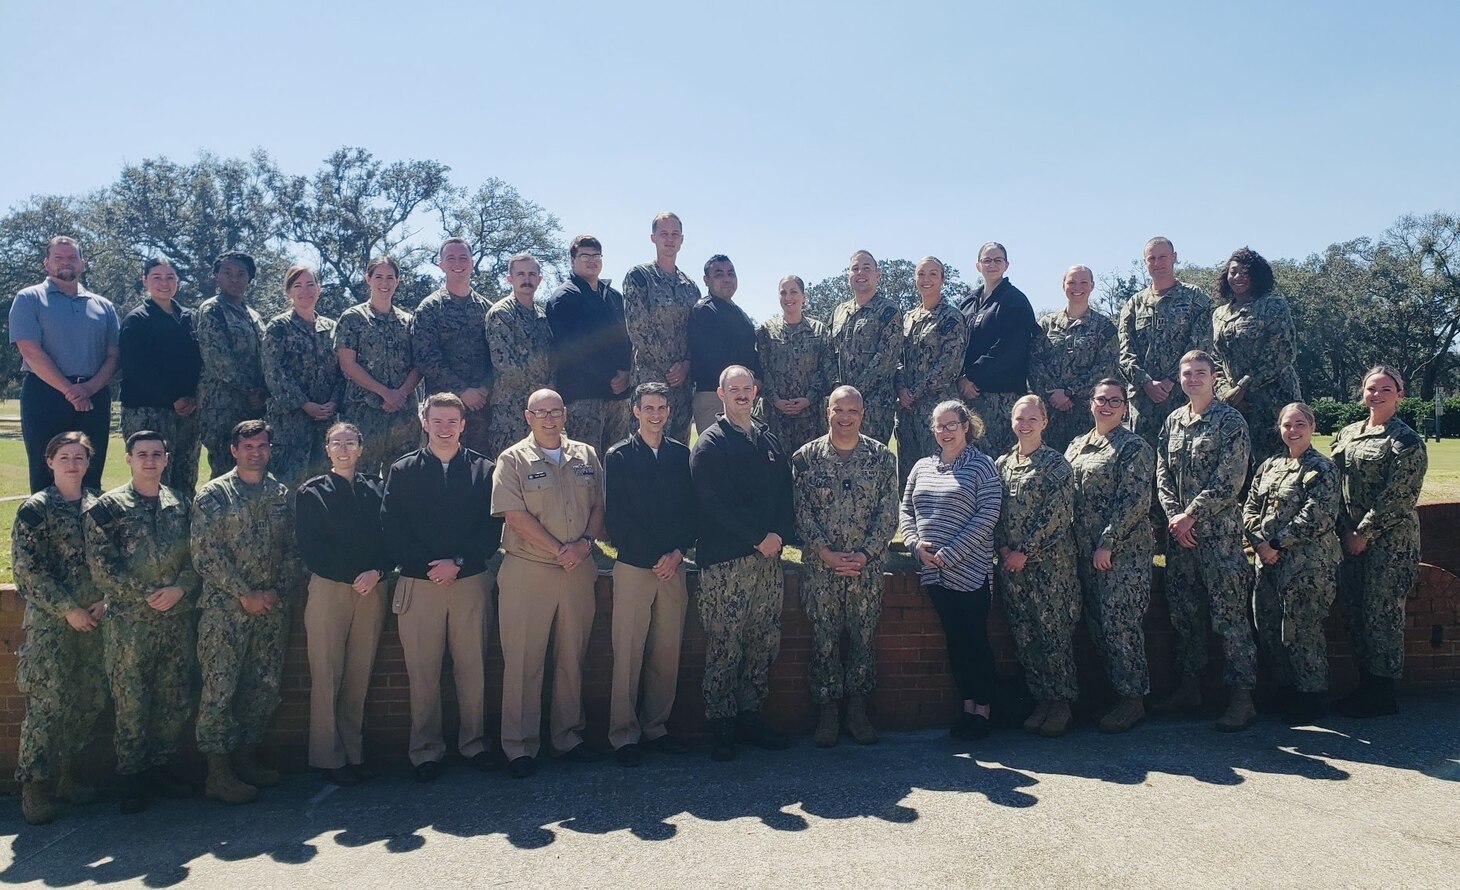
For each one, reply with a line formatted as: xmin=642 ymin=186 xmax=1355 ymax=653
xmin=1098 ymin=697 xmax=1147 ymax=733
xmin=1215 ymin=688 xmax=1257 ymax=732
xmin=813 ymin=703 xmax=840 ymax=748
xmin=20 ymin=782 xmax=60 ymax=825
xmin=1040 ymin=701 xmax=1072 ymax=737
xmin=205 ymin=753 xmax=258 ymax=805
xmin=845 ymin=697 xmax=879 ymax=745
xmin=1022 ymin=701 xmax=1050 ymax=733
xmin=54 ymin=758 xmax=97 ymax=805
xmin=1150 ymin=674 xmax=1202 ymax=714
xmin=233 ymin=746 xmax=281 ymax=788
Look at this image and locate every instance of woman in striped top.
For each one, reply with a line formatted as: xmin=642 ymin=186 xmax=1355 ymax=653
xmin=899 ymin=399 xmax=1003 ymax=740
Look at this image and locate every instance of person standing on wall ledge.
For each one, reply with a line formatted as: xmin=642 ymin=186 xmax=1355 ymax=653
xmin=195 ymin=251 xmax=267 ymax=479
xmin=688 ymin=253 xmax=761 ymax=435
xmin=622 ymin=212 xmax=699 ymax=444
xmin=957 ymin=241 xmax=1036 ymax=459
xmin=829 ymin=250 xmax=903 ymax=445
xmin=546 ymin=235 xmax=634 ymax=457
xmin=412 ymin=237 xmax=495 ymax=457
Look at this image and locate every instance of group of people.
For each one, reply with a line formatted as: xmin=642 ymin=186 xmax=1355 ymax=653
xmin=8 ymin=224 xmax=1426 ymax=827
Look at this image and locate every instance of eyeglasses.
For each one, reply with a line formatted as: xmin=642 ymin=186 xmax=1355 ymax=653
xmin=576 ymin=253 xmax=603 ymax=261
xmin=932 ymin=421 xmax=966 ymax=433
xmin=979 ymin=257 xmax=1007 ymax=265
xmin=1092 ymin=396 xmax=1126 ymax=407
xmin=326 ymin=440 xmax=361 ymax=450
xmin=527 ymin=408 xmax=566 ymax=419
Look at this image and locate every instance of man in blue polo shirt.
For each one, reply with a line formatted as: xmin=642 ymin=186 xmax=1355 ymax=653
xmin=9 ymin=236 xmax=120 ymax=491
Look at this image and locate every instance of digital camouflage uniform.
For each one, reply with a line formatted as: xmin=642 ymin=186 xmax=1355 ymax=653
xmin=411 ymin=286 xmax=494 ymax=455
xmin=1243 ymin=448 xmax=1341 ymax=693
xmin=995 ymin=445 xmax=1080 ymax=703
xmin=896 ymin=300 xmax=967 ymax=483
xmin=263 ymin=311 xmax=340 ymax=490
xmin=1212 ymin=292 xmax=1301 ymax=465
xmin=622 ymin=263 xmax=700 ymax=444
xmin=1157 ymin=401 xmax=1256 ymax=689
xmin=194 ymin=297 xmax=266 ymax=478
xmin=697 ymin=554 xmax=784 ymax=720
xmin=485 ymin=295 xmax=555 ymax=461
xmin=755 ymin=316 xmax=831 ymax=455
xmin=191 ymin=471 xmax=305 ymax=754
xmin=792 ymin=435 xmax=899 ymax=705
xmin=1331 ymin=418 xmax=1427 ymax=680
xmin=1117 ymin=282 xmax=1214 ymax=447
xmin=1029 ymin=308 xmax=1122 ymax=454
xmin=84 ymin=483 xmax=199 ymax=775
xmin=1066 ymin=427 xmax=1154 ymax=698
xmin=333 ymin=302 xmax=419 ymax=475
xmin=121 ymin=408 xmax=201 ymax=496
xmin=12 ymin=488 xmax=104 ymax=784
xmin=830 ymin=294 xmax=904 ymax=445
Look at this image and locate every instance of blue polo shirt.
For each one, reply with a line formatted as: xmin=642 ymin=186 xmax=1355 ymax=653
xmin=9 ymin=280 xmax=119 ymax=378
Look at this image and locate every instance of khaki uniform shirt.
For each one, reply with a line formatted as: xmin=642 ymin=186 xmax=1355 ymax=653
xmin=492 ymin=437 xmax=603 ymax=564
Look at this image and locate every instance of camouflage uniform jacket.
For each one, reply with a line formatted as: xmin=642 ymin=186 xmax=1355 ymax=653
xmin=486 ymin=296 xmax=554 ymax=405
xmin=756 ymin=316 xmax=829 ymax=404
xmin=1211 ymin=291 xmax=1300 ymax=404
xmin=84 ymin=482 xmax=199 ymax=618
xmin=191 ymin=471 xmax=304 ymax=611
xmin=622 ymin=262 xmax=699 ymax=378
xmin=897 ymin=299 xmax=967 ymax=403
xmin=1029 ymin=308 xmax=1121 ymax=402
xmin=411 ymin=286 xmax=493 ymax=394
xmin=1065 ymin=426 xmax=1154 ymax=553
xmin=194 ymin=296 xmax=265 ymax=393
xmin=830 ymin=293 xmax=904 ymax=401
xmin=1117 ymin=282 xmax=1213 ymax=387
xmin=994 ymin=445 xmax=1075 ymax=562
xmin=263 ymin=310 xmax=340 ymax=414
xmin=12 ymin=487 xmax=99 ymax=628
xmin=1242 ymin=447 xmax=1341 ymax=563
xmin=333 ymin=301 xmax=416 ymax=411
xmin=1157 ymin=400 xmax=1250 ymax=530
xmin=1330 ymin=418 xmax=1427 ymax=549
xmin=791 ymin=435 xmax=899 ymax=559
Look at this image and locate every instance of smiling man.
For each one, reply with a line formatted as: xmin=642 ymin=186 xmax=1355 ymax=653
xmin=829 ymin=250 xmax=903 ymax=445
xmin=792 ymin=386 xmax=898 ymax=747
xmin=485 ymin=252 xmax=554 ymax=461
xmin=688 ymin=254 xmax=762 ymax=435
xmin=622 ymin=213 xmax=700 ymax=444
xmin=412 ymin=238 xmax=496 ymax=457
xmin=195 ymin=251 xmax=267 ymax=479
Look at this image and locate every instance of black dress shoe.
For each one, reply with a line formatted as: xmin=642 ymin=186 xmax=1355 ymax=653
xmin=951 ymin=712 xmax=991 ymax=740
xmin=414 ymin=760 xmax=442 ymax=783
xmin=615 ymin=744 xmax=642 ymax=767
xmin=323 ymin=766 xmax=360 ymax=786
xmin=559 ymin=743 xmax=605 ymax=764
xmin=119 ymin=773 xmax=148 ymax=815
xmin=348 ymin=763 xmax=377 ymax=781
xmin=508 ymin=756 xmax=537 ymax=779
xmin=735 ymin=711 xmax=791 ymax=750
xmin=469 ymin=751 xmax=501 ymax=773
xmin=645 ymin=733 xmax=689 ymax=755
xmin=148 ymin=764 xmax=196 ymax=798
xmin=710 ymin=717 xmax=737 ymax=762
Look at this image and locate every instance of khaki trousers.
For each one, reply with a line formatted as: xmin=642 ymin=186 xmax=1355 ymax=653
xmin=498 ymin=553 xmax=597 ymax=759
xmin=396 ymin=573 xmax=492 ymax=765
xmin=693 ymin=391 xmax=723 ymax=437
xmin=304 ymin=575 xmax=387 ymax=769
xmin=609 ymin=562 xmax=688 ymax=749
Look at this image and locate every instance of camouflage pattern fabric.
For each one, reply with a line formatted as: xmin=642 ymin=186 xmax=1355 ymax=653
xmin=829 ymin=294 xmax=904 ymax=445
xmin=968 ymin=391 xmax=1024 ymax=459
xmin=263 ymin=311 xmax=340 ymax=490
xmin=121 ymin=407 xmax=202 ymax=495
xmin=697 ymin=554 xmax=783 ymax=720
xmin=755 ymin=316 xmax=831 ymax=455
xmin=622 ymin=262 xmax=699 ymax=444
xmin=1117 ymin=282 xmax=1214 ymax=446
xmin=896 ymin=300 xmax=967 ymax=480
xmin=1028 ymin=308 xmax=1121 ymax=453
xmin=194 ymin=297 xmax=266 ymax=477
xmin=1212 ymin=292 xmax=1301 ymax=464
xmin=333 ymin=301 xmax=420 ymax=475
xmin=486 ymin=295 xmax=555 ymax=461
xmin=411 ymin=286 xmax=494 ymax=455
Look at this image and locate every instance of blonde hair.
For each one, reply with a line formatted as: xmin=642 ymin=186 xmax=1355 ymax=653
xmin=1012 ymin=393 xmax=1048 ymax=420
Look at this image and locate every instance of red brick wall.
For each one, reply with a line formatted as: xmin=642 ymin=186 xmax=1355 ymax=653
xmin=2 ymin=535 xmax=1458 ymax=789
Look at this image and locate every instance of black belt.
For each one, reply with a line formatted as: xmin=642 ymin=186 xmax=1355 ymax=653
xmin=65 ymin=375 xmax=93 ymax=384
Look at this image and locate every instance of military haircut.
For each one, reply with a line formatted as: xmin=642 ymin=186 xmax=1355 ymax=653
xmin=828 ymin=384 xmax=864 ymax=407
xmin=231 ymin=419 xmax=272 ymax=445
xmin=45 ymin=235 xmax=82 ymax=259
xmin=44 ymin=430 xmax=94 ymax=460
xmin=703 ymin=253 xmax=732 ymax=276
xmin=633 ymin=381 xmax=671 ymax=407
xmin=1217 ymin=246 xmax=1275 ymax=301
xmin=1178 ymin=349 xmax=1216 ymax=372
xmin=125 ymin=429 xmax=169 ymax=454
xmin=651 ymin=211 xmax=681 ymax=233
xmin=213 ymin=250 xmax=257 ymax=280
xmin=849 ymin=249 xmax=877 ymax=265
xmin=422 ymin=391 xmax=467 ymax=418
xmin=506 ymin=252 xmax=540 ymax=274
xmin=718 ymin=364 xmax=755 ymax=390
xmin=569 ymin=234 xmax=602 ymax=259
xmin=438 ymin=236 xmax=472 ymax=259
xmin=1144 ymin=235 xmax=1175 ymax=254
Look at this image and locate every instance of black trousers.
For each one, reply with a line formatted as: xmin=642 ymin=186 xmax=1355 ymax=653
xmin=21 ymin=373 xmax=111 ymax=492
xmin=926 ymin=580 xmax=997 ymax=705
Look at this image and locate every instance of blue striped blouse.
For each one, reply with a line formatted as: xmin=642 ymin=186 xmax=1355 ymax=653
xmin=898 ymin=444 xmax=1003 ymax=591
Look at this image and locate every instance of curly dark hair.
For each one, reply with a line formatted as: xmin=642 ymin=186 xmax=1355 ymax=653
xmin=1216 ymin=246 xmax=1274 ymax=301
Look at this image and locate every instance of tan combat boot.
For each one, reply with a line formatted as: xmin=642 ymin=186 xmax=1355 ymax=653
xmin=233 ymin=746 xmax=281 ymax=787
xmin=813 ymin=703 xmax=840 ymax=748
xmin=205 ymin=753 xmax=259 ymax=805
xmin=20 ymin=782 xmax=60 ymax=825
xmin=1215 ymin=688 xmax=1257 ymax=732
xmin=1150 ymin=674 xmax=1202 ymax=714
xmin=1022 ymin=701 xmax=1051 ymax=734
xmin=845 ymin=696 xmax=878 ymax=745
xmin=1098 ymin=697 xmax=1146 ymax=733
xmin=1040 ymin=701 xmax=1072 ymax=737
xmin=54 ymin=758 xmax=97 ymax=805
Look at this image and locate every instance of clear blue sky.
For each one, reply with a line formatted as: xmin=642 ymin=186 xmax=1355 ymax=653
xmin=2 ymin=0 xmax=1457 ymax=321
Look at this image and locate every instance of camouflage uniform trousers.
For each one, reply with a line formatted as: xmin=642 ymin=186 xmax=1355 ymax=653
xmin=1043 ymin=405 xmax=1094 ymax=457
xmin=15 ymin=620 xmax=106 ymax=783
xmin=196 ymin=603 xmax=289 ymax=754
xmin=198 ymin=385 xmax=261 ymax=479
xmin=1165 ymin=537 xmax=1257 ymax=688
xmin=896 ymin=396 xmax=943 ymax=485
xmin=801 ymin=563 xmax=883 ymax=705
xmin=697 ymin=555 xmax=783 ymax=720
xmin=106 ymin=610 xmax=196 ymax=775
xmin=858 ymin=395 xmax=896 ymax=447
xmin=347 ymin=406 xmax=421 ymax=477
xmin=1254 ymin=557 xmax=1337 ymax=693
xmin=485 ymin=399 xmax=530 ymax=464
xmin=1077 ymin=547 xmax=1152 ymax=698
xmin=760 ymin=406 xmax=823 ymax=458
xmin=122 ymin=407 xmax=202 ymax=495
xmin=459 ymin=403 xmax=494 ymax=458
xmin=1338 ymin=543 xmax=1418 ymax=681
xmin=999 ymin=562 xmax=1081 ymax=703
xmin=1131 ymin=388 xmax=1187 ymax=450
xmin=967 ymin=391 xmax=1024 ymax=458
xmin=266 ymin=411 xmax=331 ymax=491
xmin=567 ymin=398 xmax=630 ymax=458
